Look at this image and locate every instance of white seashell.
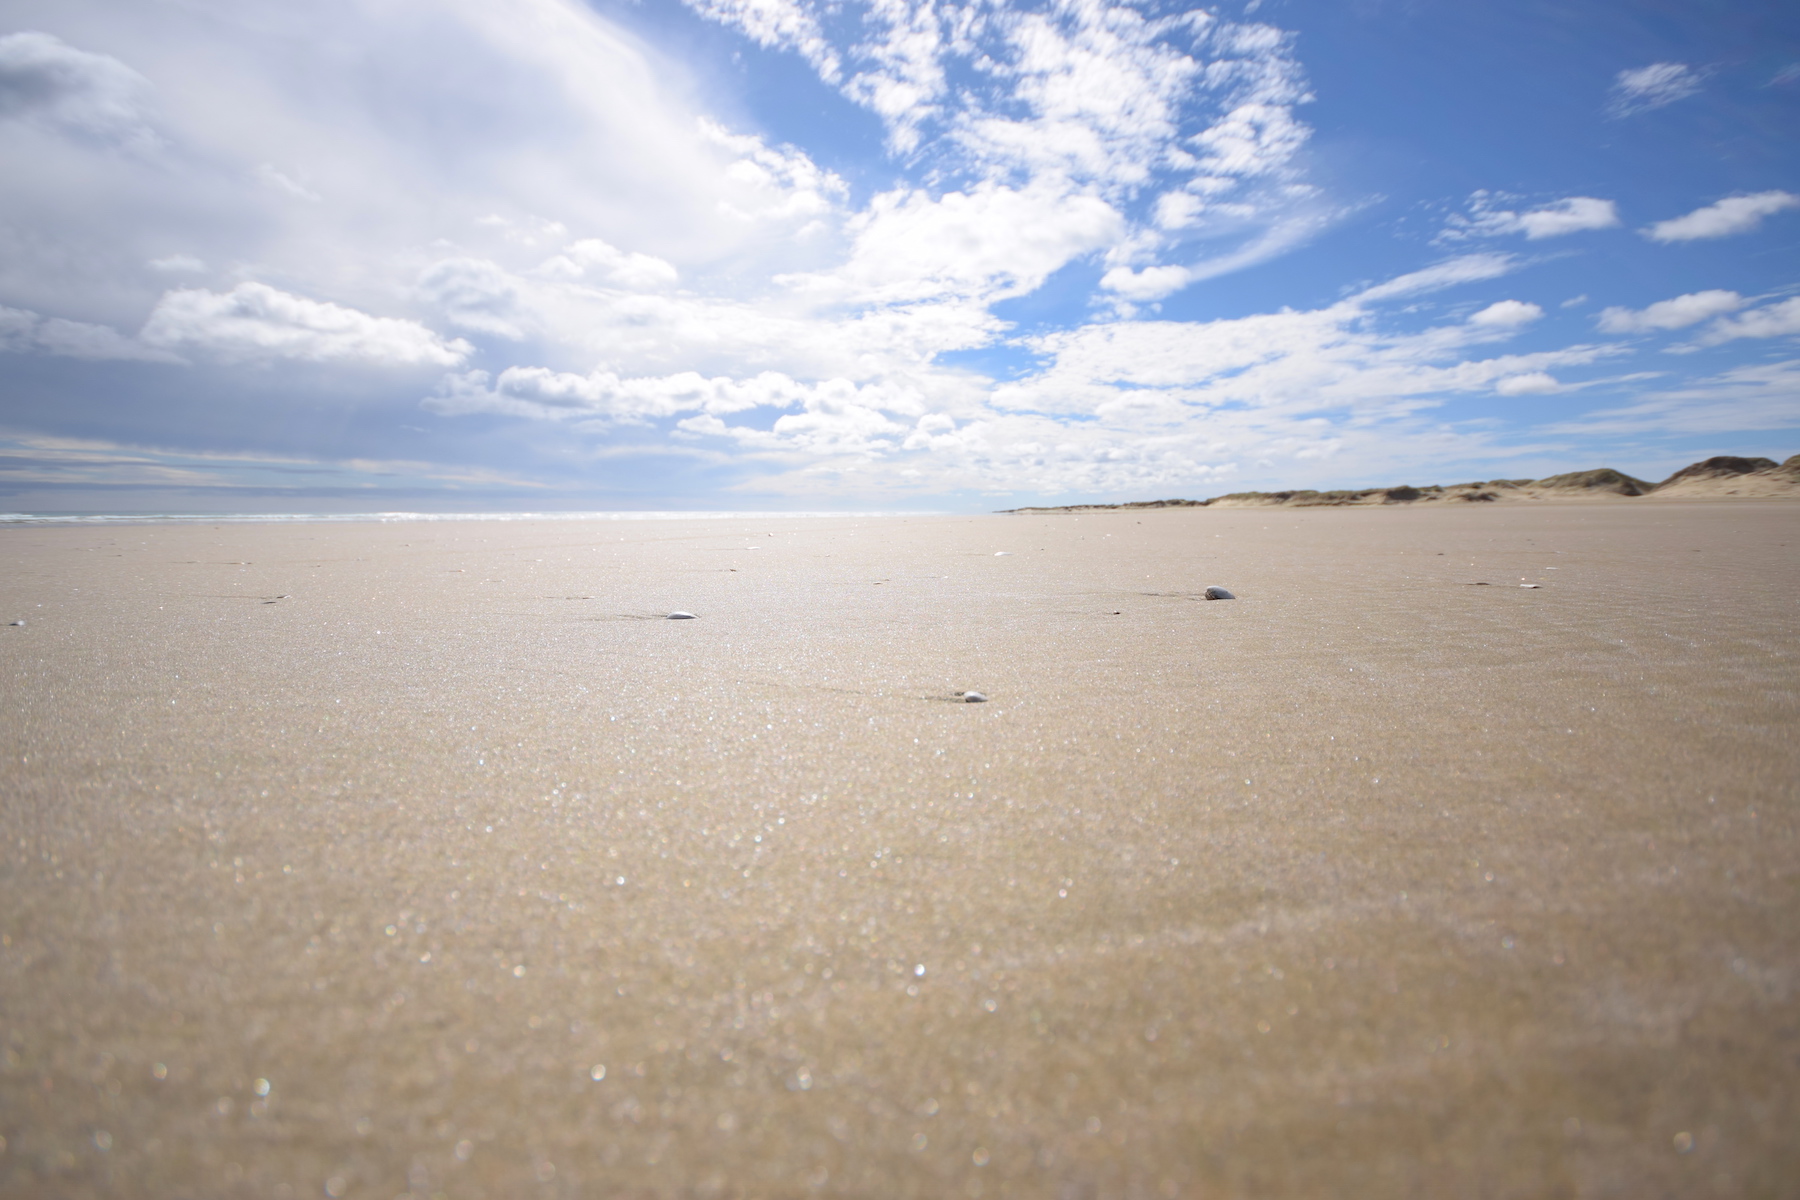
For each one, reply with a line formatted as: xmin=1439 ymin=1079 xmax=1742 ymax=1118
xmin=994 ymin=551 xmax=1012 ymax=556
xmin=960 ymin=691 xmax=987 ymax=703
xmin=1519 ymin=584 xmax=1540 ymax=589
xmin=7 ymin=620 xmax=22 ymax=626
xmin=1203 ymin=586 xmax=1235 ymax=600
xmin=667 ymin=611 xmax=697 ymax=619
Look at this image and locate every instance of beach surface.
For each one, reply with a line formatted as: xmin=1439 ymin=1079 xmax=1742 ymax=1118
xmin=2 ymin=503 xmax=1796 ymax=1199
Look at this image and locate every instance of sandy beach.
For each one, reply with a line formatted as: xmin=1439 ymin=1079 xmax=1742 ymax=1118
xmin=1 ymin=502 xmax=1796 ymax=1199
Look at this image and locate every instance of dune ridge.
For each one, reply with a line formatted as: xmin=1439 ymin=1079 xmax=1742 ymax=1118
xmin=1004 ymin=453 xmax=1800 ymax=512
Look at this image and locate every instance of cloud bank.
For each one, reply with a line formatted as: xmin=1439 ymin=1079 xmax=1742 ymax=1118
xmin=0 ymin=1 xmax=1795 ymax=506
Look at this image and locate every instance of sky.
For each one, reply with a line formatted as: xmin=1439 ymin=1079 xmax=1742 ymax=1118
xmin=0 ymin=0 xmax=1796 ymax=512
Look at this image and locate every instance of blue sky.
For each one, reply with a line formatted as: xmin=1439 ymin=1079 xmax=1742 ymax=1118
xmin=0 ymin=0 xmax=1796 ymax=511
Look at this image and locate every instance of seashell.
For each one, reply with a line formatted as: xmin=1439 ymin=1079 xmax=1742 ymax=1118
xmin=7 ymin=620 xmax=22 ymax=626
xmin=666 ymin=611 xmax=697 ymax=620
xmin=1203 ymin=586 xmax=1235 ymax=600
xmin=959 ymin=691 xmax=988 ymax=703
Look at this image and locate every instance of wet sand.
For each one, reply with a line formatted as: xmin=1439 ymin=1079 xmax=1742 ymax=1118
xmin=2 ymin=503 xmax=1796 ymax=1199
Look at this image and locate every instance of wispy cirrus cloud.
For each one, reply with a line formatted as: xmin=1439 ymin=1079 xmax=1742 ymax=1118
xmin=1607 ymin=62 xmax=1702 ymax=117
xmin=1545 ymin=360 xmax=1800 ymax=435
xmin=1350 ymin=253 xmax=1518 ymax=302
xmin=0 ymin=430 xmax=552 ymax=494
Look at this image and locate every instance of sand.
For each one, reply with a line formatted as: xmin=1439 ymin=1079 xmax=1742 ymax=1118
xmin=2 ymin=503 xmax=1796 ymax=1199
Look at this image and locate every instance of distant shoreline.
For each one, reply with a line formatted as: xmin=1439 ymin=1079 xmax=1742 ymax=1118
xmin=1001 ymin=453 xmax=1800 ymax=512
xmin=0 ymin=509 xmax=932 ymax=527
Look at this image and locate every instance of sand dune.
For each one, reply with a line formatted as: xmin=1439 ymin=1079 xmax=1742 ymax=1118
xmin=1645 ymin=455 xmax=1800 ymax=500
xmin=1007 ymin=453 xmax=1800 ymax=511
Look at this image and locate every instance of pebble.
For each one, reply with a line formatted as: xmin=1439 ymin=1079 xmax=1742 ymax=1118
xmin=667 ymin=611 xmax=697 ymax=620
xmin=1203 ymin=586 xmax=1235 ymax=600
xmin=959 ymin=692 xmax=988 ymax=703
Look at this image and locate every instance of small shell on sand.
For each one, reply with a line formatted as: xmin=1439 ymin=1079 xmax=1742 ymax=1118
xmin=667 ymin=611 xmax=697 ymax=620
xmin=1203 ymin=586 xmax=1235 ymax=600
xmin=959 ymin=691 xmax=988 ymax=703
xmin=7 ymin=620 xmax=22 ymax=626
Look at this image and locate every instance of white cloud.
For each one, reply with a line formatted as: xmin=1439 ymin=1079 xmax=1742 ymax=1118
xmin=1352 ymin=253 xmax=1517 ymax=302
xmin=1608 ymin=62 xmax=1702 ymax=117
xmin=1469 ymin=300 xmax=1543 ymax=327
xmin=1547 ymin=360 xmax=1800 ymax=435
xmin=1695 ymin=297 xmax=1800 ymax=345
xmin=0 ymin=0 xmax=1327 ymax=433
xmin=1513 ymin=197 xmax=1621 ymax=239
xmin=1597 ymin=289 xmax=1745 ymax=333
xmin=698 ymin=119 xmax=847 ymax=225
xmin=682 ymin=400 xmax=910 ymax=459
xmin=1643 ymin=191 xmax=1800 ymax=242
xmin=255 ymin=164 xmax=322 ymax=203
xmin=0 ymin=30 xmax=160 ymax=152
xmin=1190 ymin=102 xmax=1310 ymax=179
xmin=1442 ymin=193 xmax=1620 ymax=241
xmin=841 ymin=1 xmax=947 ymax=152
xmin=415 ymin=258 xmax=529 ymax=338
xmin=0 ymin=1 xmax=833 ymax=334
xmin=1494 ymin=372 xmax=1560 ymax=395
xmin=785 ymin=180 xmax=1122 ymax=305
xmin=533 ymin=239 xmax=679 ymax=290
xmin=416 ymin=251 xmax=1618 ymax=496
xmin=975 ymin=269 xmax=1608 ymax=451
xmin=1100 ymin=263 xmax=1195 ymax=303
xmin=1103 ymin=207 xmax=1339 ymax=304
xmin=0 ymin=303 xmax=178 ymax=361
xmin=928 ymin=4 xmax=1253 ymax=185
xmin=140 ymin=283 xmax=471 ymax=366
xmin=6 ymin=0 xmax=1787 ymax=505
xmin=687 ymin=0 xmax=1323 ymax=298
xmin=0 ymin=431 xmax=549 ymax=493
xmin=1153 ymin=191 xmax=1204 ymax=231
xmin=426 ymin=366 xmax=925 ymax=460
xmin=682 ymin=0 xmax=842 ymax=82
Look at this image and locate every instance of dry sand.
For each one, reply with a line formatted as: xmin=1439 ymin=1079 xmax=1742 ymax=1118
xmin=2 ymin=503 xmax=1796 ymax=1199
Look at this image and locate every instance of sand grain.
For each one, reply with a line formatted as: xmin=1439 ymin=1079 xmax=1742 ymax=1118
xmin=1 ymin=504 xmax=1795 ymax=1198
